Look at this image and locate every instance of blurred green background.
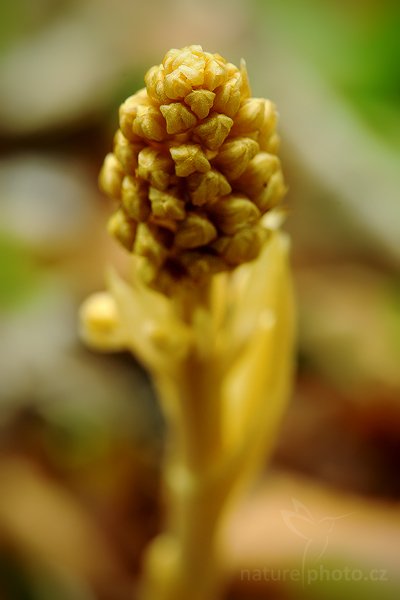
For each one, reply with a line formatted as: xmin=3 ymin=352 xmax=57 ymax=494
xmin=0 ymin=1 xmax=399 ymax=599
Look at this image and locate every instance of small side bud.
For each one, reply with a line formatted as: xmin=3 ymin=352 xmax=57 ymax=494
xmin=230 ymin=98 xmax=265 ymax=135
xmin=210 ymin=194 xmax=261 ymax=235
xmin=262 ymin=132 xmax=280 ymax=154
xmin=137 ymin=148 xmax=174 ymax=191
xmin=180 ymin=251 xmax=227 ymax=280
xmin=235 ymin=152 xmax=281 ymax=198
xmin=184 ymin=90 xmax=215 ymax=119
xmin=108 ymin=209 xmax=136 ymax=250
xmin=170 ymin=144 xmax=211 ymax=177
xmin=193 ymin=113 xmax=233 ymax=150
xmin=213 ymin=74 xmax=242 ymax=117
xmin=254 ymin=170 xmax=287 ymax=213
xmin=132 ymin=105 xmax=168 ymax=142
xmin=163 ymin=46 xmax=206 ymax=87
xmin=149 ymin=187 xmax=186 ymax=221
xmin=203 ymin=53 xmax=229 ymax=91
xmin=145 ymin=66 xmax=169 ymax=104
xmin=258 ymin=100 xmax=278 ymax=151
xmin=134 ymin=223 xmax=167 ymax=267
xmin=213 ymin=226 xmax=266 ymax=265
xmin=119 ymin=91 xmax=148 ymax=141
xmin=175 ymin=213 xmax=217 ymax=249
xmin=160 ymin=103 xmax=197 ymax=134
xmin=121 ymin=176 xmax=150 ymax=222
xmin=187 ymin=170 xmax=231 ymax=206
xmin=113 ymin=130 xmax=144 ymax=175
xmin=215 ymin=137 xmax=259 ymax=180
xmin=99 ymin=153 xmax=124 ymax=199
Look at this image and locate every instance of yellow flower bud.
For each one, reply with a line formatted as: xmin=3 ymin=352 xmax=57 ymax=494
xmin=254 ymin=170 xmax=287 ymax=213
xmin=121 ymin=175 xmax=150 ymax=222
xmin=79 ymin=292 xmax=121 ymax=350
xmin=230 ymin=98 xmax=265 ymax=136
xmin=149 ymin=187 xmax=186 ymax=221
xmin=175 ymin=213 xmax=217 ymax=249
xmin=145 ymin=66 xmax=169 ymax=104
xmin=132 ymin=105 xmax=168 ymax=142
xmin=258 ymin=100 xmax=278 ymax=151
xmin=134 ymin=223 xmax=167 ymax=267
xmin=203 ymin=53 xmax=228 ymax=91
xmin=210 ymin=194 xmax=261 ymax=235
xmin=160 ymin=102 xmax=197 ymax=134
xmin=235 ymin=152 xmax=281 ymax=198
xmin=193 ymin=113 xmax=233 ymax=150
xmin=99 ymin=153 xmax=124 ymax=199
xmin=184 ymin=90 xmax=215 ymax=119
xmin=187 ymin=170 xmax=231 ymax=206
xmin=107 ymin=209 xmax=136 ymax=250
xmin=119 ymin=91 xmax=148 ymax=141
xmin=213 ymin=73 xmax=242 ymax=117
xmin=99 ymin=45 xmax=286 ymax=291
xmin=215 ymin=137 xmax=259 ymax=179
xmin=113 ymin=130 xmax=143 ymax=175
xmin=262 ymin=132 xmax=280 ymax=154
xmin=180 ymin=251 xmax=227 ymax=280
xmin=170 ymin=144 xmax=211 ymax=177
xmin=163 ymin=46 xmax=205 ymax=86
xmin=137 ymin=147 xmax=174 ymax=191
xmin=164 ymin=69 xmax=193 ymax=100
xmin=213 ymin=225 xmax=266 ymax=265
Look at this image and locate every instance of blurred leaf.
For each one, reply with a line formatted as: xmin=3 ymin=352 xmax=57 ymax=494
xmin=0 ymin=234 xmax=40 ymax=312
xmin=0 ymin=0 xmax=68 ymax=55
xmin=257 ymin=0 xmax=400 ymax=149
xmin=385 ymin=278 xmax=400 ymax=354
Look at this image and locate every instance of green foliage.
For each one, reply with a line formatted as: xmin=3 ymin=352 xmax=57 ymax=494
xmin=0 ymin=234 xmax=40 ymax=312
xmin=257 ymin=0 xmax=400 ymax=149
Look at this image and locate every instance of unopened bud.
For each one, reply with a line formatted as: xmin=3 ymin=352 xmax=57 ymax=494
xmin=119 ymin=91 xmax=148 ymax=141
xmin=149 ymin=187 xmax=186 ymax=221
xmin=121 ymin=176 xmax=150 ymax=221
xmin=213 ymin=73 xmax=242 ymax=117
xmin=134 ymin=223 xmax=167 ymax=267
xmin=163 ymin=46 xmax=205 ymax=86
xmin=193 ymin=113 xmax=233 ymax=150
xmin=258 ymin=100 xmax=278 ymax=151
xmin=114 ymin=130 xmax=143 ymax=175
xmin=213 ymin=226 xmax=266 ymax=265
xmin=132 ymin=105 xmax=168 ymax=142
xmin=203 ymin=54 xmax=228 ymax=90
xmin=230 ymin=98 xmax=265 ymax=135
xmin=210 ymin=195 xmax=260 ymax=235
xmin=262 ymin=132 xmax=280 ymax=154
xmin=254 ymin=170 xmax=287 ymax=213
xmin=215 ymin=137 xmax=259 ymax=179
xmin=137 ymin=147 xmax=174 ymax=190
xmin=184 ymin=90 xmax=215 ymax=119
xmin=235 ymin=152 xmax=280 ymax=197
xmin=180 ymin=251 xmax=227 ymax=280
xmin=145 ymin=66 xmax=169 ymax=104
xmin=187 ymin=170 xmax=231 ymax=206
xmin=108 ymin=209 xmax=136 ymax=250
xmin=99 ymin=153 xmax=124 ymax=199
xmin=175 ymin=213 xmax=217 ymax=249
xmin=170 ymin=144 xmax=210 ymax=177
xmin=160 ymin=103 xmax=197 ymax=134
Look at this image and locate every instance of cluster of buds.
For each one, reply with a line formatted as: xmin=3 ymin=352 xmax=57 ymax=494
xmin=99 ymin=45 xmax=286 ymax=291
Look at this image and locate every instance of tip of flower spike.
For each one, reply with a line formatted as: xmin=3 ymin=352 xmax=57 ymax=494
xmin=99 ymin=45 xmax=287 ymax=293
